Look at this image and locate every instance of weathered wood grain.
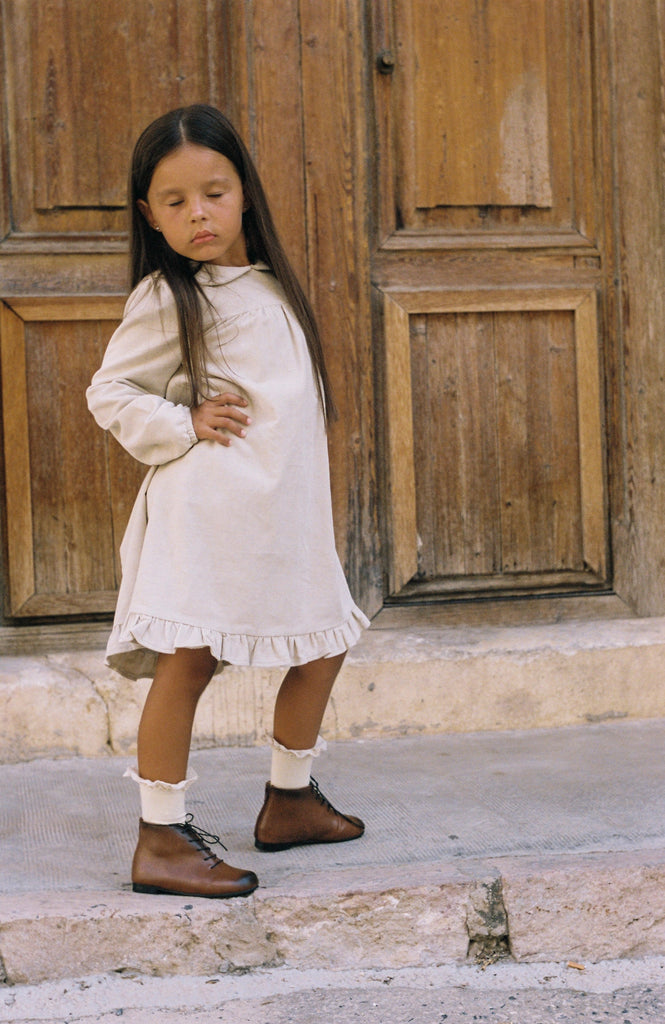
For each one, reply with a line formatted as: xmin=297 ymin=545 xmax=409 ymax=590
xmin=608 ymin=0 xmax=665 ymax=614
xmin=413 ymin=0 xmax=551 ymax=208
xmin=0 ymin=302 xmax=34 ymax=613
xmin=297 ymin=0 xmax=381 ymax=613
xmin=411 ymin=312 xmax=501 ymax=578
xmin=382 ymin=294 xmax=417 ymax=591
xmin=239 ymin=1 xmax=308 ymax=284
xmin=6 ymin=0 xmax=223 ymax=235
xmin=380 ymin=287 xmax=606 ymax=596
xmin=388 ymin=0 xmax=595 ymax=236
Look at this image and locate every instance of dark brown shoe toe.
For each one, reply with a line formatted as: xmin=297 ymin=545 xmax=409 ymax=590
xmin=254 ymin=779 xmax=365 ymax=851
xmin=132 ymin=817 xmax=259 ymax=898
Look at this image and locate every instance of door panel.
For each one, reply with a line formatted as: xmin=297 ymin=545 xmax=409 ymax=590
xmin=385 ymin=0 xmax=595 ymax=239
xmin=381 ymin=285 xmax=605 ymax=596
xmin=8 ymin=0 xmax=227 ymax=231
xmin=411 ymin=0 xmax=552 ymax=209
xmin=0 ymin=297 xmax=144 ymax=615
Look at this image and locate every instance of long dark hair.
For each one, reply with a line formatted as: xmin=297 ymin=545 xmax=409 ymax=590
xmin=129 ymin=104 xmax=335 ymax=421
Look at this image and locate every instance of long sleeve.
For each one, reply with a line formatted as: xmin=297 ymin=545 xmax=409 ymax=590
xmin=86 ymin=276 xmax=198 ymax=465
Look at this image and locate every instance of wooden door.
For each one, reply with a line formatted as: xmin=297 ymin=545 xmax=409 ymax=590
xmin=0 ymin=1 xmax=381 ymax=622
xmin=371 ymin=0 xmax=610 ymax=602
xmin=4 ymin=0 xmax=662 ymax=628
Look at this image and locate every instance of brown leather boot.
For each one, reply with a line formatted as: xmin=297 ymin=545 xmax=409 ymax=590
xmin=254 ymin=778 xmax=365 ymax=851
xmin=132 ymin=816 xmax=258 ymax=898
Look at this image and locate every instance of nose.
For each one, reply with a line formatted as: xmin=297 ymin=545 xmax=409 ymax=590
xmin=188 ymin=196 xmax=205 ymax=220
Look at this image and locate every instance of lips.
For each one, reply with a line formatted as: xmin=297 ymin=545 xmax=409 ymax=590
xmin=192 ymin=231 xmax=216 ymax=243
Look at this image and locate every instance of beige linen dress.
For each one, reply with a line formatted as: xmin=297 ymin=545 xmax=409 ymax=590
xmin=86 ymin=262 xmax=368 ymax=680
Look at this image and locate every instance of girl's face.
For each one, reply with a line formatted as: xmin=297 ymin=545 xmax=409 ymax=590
xmin=138 ymin=142 xmax=249 ymax=266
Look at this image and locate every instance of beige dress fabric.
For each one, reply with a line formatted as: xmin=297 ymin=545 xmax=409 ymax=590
xmin=86 ymin=262 xmax=369 ymax=680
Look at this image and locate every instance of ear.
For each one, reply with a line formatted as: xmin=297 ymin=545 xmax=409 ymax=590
xmin=137 ymin=199 xmax=159 ymax=230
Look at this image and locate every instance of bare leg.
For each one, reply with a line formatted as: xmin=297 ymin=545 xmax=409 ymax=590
xmin=137 ymin=647 xmax=217 ymax=783
xmin=272 ymin=652 xmax=346 ymax=750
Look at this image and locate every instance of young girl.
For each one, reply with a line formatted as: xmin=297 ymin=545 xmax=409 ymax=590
xmin=87 ymin=104 xmax=369 ymax=899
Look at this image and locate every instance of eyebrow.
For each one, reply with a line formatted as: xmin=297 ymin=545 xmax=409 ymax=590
xmin=153 ymin=178 xmax=235 ymax=200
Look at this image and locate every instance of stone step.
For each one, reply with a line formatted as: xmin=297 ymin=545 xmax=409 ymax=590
xmin=2 ymin=721 xmax=665 ymax=986
xmin=1 ymin=595 xmax=665 ymax=763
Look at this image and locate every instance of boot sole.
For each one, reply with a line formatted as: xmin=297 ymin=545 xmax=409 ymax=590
xmin=254 ymin=831 xmax=364 ymax=853
xmin=132 ymin=882 xmax=258 ymax=898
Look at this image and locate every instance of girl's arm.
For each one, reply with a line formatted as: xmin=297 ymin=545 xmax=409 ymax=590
xmin=86 ymin=278 xmax=199 ymax=465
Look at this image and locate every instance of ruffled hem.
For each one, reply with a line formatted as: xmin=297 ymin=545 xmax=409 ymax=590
xmin=105 ymin=606 xmax=370 ymax=680
xmin=269 ymin=734 xmax=327 ymax=758
xmin=123 ymin=766 xmax=198 ymax=790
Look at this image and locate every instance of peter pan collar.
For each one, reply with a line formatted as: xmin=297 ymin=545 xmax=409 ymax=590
xmin=196 ymin=261 xmax=271 ymax=286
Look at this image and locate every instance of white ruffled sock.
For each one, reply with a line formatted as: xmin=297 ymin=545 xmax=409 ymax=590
xmin=269 ymin=735 xmax=327 ymax=789
xmin=124 ymin=766 xmax=198 ymax=825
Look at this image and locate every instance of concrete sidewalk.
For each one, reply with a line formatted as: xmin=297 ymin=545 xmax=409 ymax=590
xmin=2 ymin=718 xmax=665 ymax=985
xmin=6 ymin=958 xmax=665 ymax=1023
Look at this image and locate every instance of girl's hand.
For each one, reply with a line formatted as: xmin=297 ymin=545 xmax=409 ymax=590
xmin=191 ymin=392 xmax=251 ymax=446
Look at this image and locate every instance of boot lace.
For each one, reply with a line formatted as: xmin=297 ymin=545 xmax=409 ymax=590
xmin=310 ymin=778 xmax=358 ymax=826
xmin=176 ymin=814 xmax=228 ymax=863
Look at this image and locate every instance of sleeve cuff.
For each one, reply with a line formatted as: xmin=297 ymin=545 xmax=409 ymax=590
xmin=182 ymin=407 xmax=198 ymax=447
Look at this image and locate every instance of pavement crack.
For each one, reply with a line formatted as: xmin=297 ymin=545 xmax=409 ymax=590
xmin=465 ymin=875 xmax=512 ymax=964
xmin=0 ymin=948 xmax=8 ymax=985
